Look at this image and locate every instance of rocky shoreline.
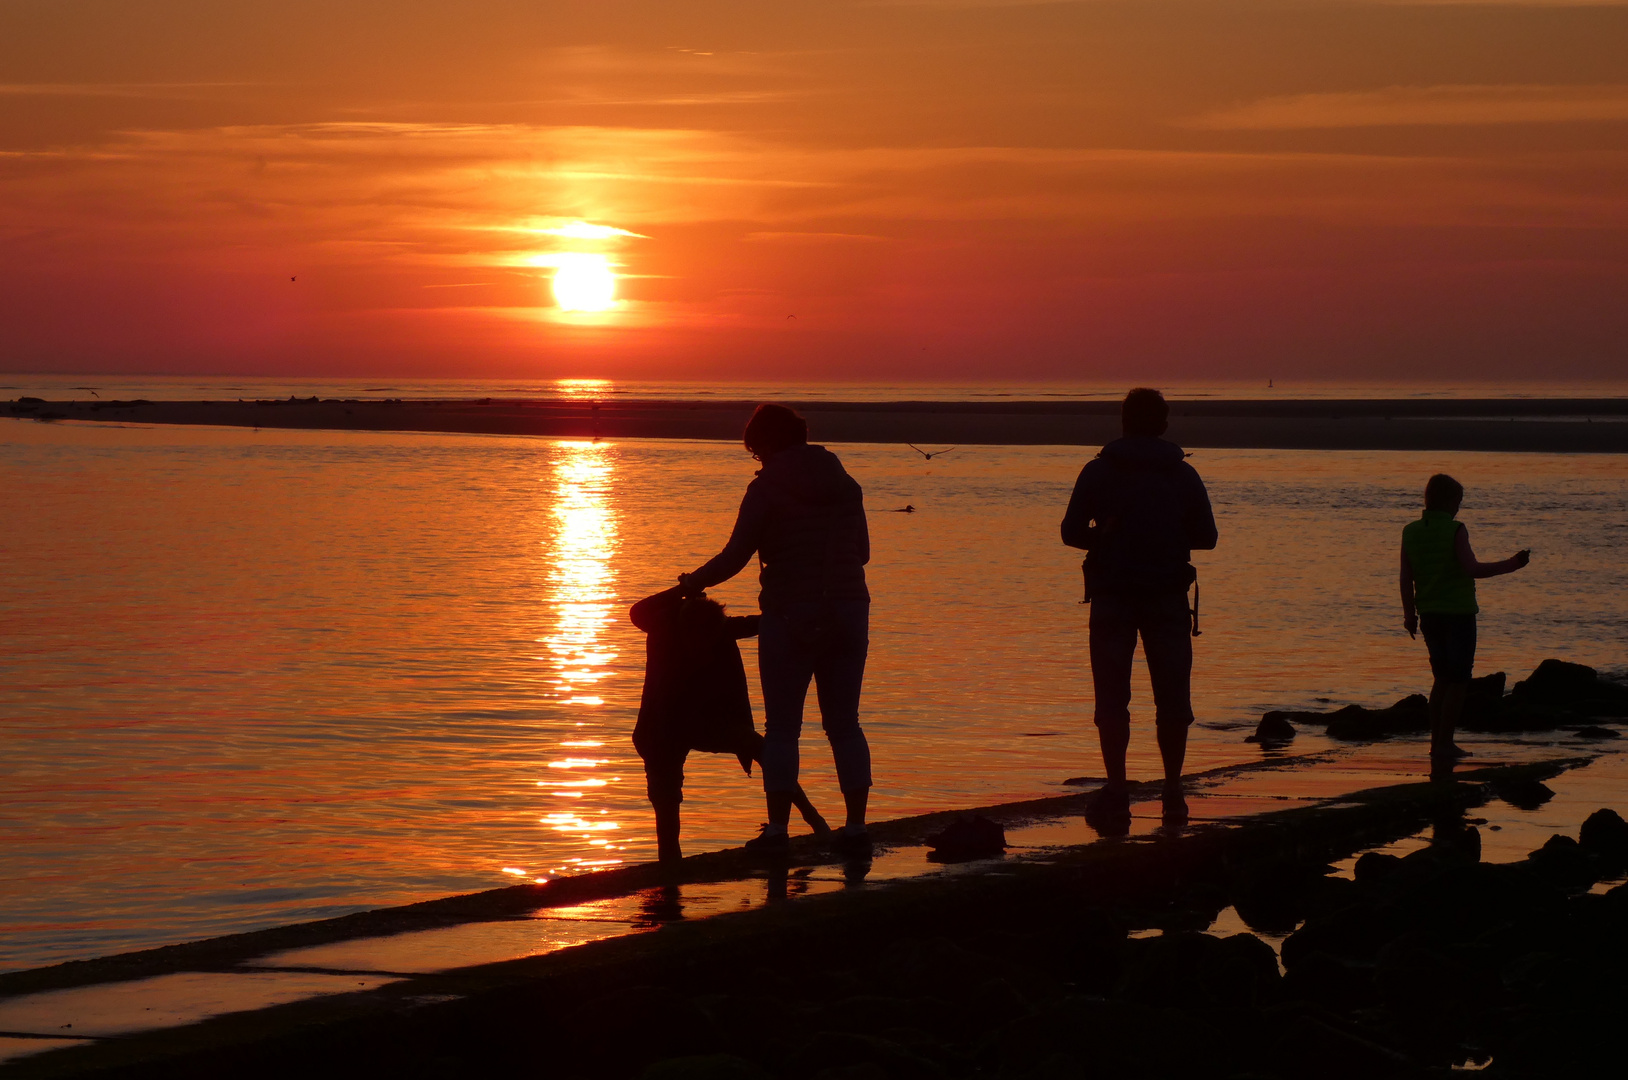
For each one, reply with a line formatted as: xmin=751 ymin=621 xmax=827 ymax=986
xmin=1252 ymin=659 xmax=1628 ymax=744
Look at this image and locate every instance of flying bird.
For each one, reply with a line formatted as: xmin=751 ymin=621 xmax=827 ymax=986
xmin=907 ymin=444 xmax=956 ymax=460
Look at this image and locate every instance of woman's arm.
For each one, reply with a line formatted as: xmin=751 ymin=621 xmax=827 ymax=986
xmin=1455 ymin=526 xmax=1531 ymax=579
xmin=1400 ymin=542 xmax=1417 ymax=638
xmin=683 ymin=486 xmax=769 ymax=590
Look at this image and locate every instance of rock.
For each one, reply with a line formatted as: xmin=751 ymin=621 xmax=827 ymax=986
xmin=1247 ymin=714 xmax=1296 ymax=743
xmin=1269 ymin=1014 xmax=1418 ymax=1080
xmin=1325 ymin=697 xmax=1429 ymax=741
xmin=1353 ymin=851 xmax=1402 ymax=886
xmin=1263 ymin=708 xmax=1324 ymax=726
xmin=1491 ymin=777 xmax=1554 ymax=811
xmin=785 ymin=1031 xmax=944 ymax=1080
xmin=1511 ymin=659 xmax=1628 ymax=717
xmin=1571 ymin=725 xmax=1621 ymax=739
xmin=1527 ymin=834 xmax=1598 ymax=889
xmin=1579 ymin=809 xmax=1628 ymax=866
xmin=1459 ymin=671 xmax=1508 ymax=730
xmin=811 ymin=1066 xmax=889 ymax=1080
xmin=1280 ymin=950 xmax=1380 ymax=1011
xmin=639 ymin=1055 xmax=772 ymax=1080
xmin=1121 ymin=931 xmax=1278 ymax=1008
xmin=1232 ymin=859 xmax=1324 ymax=934
xmin=925 ymin=816 xmax=1006 ymax=862
xmin=1513 ymin=658 xmax=1602 ymax=700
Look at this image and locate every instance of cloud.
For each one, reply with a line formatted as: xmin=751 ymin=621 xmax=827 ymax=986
xmin=1190 ymin=85 xmax=1628 ymax=130
xmin=0 ymin=83 xmax=255 ymax=98
xmin=744 ymin=231 xmax=887 ymax=242
xmin=535 ymin=221 xmax=649 ymax=240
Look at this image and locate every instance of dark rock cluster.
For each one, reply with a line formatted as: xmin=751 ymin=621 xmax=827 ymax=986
xmin=562 ymin=817 xmax=1628 ymax=1079
xmin=1260 ymin=659 xmax=1628 ymax=742
xmin=668 ymin=824 xmax=1617 ymax=1079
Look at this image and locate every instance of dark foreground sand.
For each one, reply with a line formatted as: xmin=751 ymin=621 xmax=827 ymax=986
xmin=5 ymin=757 xmax=1626 ymax=1080
xmin=11 ymin=396 xmax=1628 ymax=452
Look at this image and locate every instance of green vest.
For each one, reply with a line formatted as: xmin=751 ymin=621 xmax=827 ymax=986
xmin=1402 ymin=510 xmax=1478 ymax=615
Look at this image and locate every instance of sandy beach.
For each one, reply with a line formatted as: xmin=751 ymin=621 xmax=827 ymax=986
xmin=11 ymin=396 xmax=1628 ymax=452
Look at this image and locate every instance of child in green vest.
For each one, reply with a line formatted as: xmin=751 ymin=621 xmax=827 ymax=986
xmin=1400 ymin=473 xmax=1530 ymax=773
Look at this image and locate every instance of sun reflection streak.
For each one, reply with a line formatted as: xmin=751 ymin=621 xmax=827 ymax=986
xmin=536 ymin=441 xmax=627 ymax=873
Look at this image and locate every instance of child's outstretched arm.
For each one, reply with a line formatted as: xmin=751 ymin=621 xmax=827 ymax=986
xmin=1400 ymin=542 xmax=1417 ymax=638
xmin=726 ymin=614 xmax=761 ymax=640
xmin=1455 ymin=527 xmax=1532 ymax=579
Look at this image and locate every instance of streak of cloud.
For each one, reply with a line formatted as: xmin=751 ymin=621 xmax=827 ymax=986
xmin=1191 ymin=84 xmax=1628 ymax=130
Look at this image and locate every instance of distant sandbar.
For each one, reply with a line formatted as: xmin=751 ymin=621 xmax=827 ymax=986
xmin=9 ymin=395 xmax=1628 ymax=452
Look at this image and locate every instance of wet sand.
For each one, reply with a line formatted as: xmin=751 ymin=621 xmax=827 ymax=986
xmin=3 ymin=747 xmax=1624 ymax=1078
xmin=12 ymin=396 xmax=1628 ymax=451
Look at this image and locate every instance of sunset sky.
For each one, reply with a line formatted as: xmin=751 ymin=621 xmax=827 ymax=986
xmin=2 ymin=1 xmax=1625 ymax=381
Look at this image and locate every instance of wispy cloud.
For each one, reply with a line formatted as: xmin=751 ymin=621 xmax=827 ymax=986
xmin=1190 ymin=85 xmax=1628 ymax=129
xmin=0 ymin=82 xmax=257 ymax=98
xmin=744 ymin=231 xmax=887 ymax=242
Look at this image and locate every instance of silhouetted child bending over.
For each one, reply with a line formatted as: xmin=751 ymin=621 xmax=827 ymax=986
xmin=630 ymin=587 xmax=829 ymax=863
xmin=1400 ymin=473 xmax=1530 ymax=773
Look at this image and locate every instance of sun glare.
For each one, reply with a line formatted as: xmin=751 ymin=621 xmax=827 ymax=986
xmin=552 ymin=254 xmax=616 ymax=312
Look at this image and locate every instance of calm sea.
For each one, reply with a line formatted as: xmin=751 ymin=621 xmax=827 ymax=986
xmin=3 ymin=417 xmax=1625 ymax=970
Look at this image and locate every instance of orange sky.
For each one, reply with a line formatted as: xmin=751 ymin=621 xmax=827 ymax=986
xmin=2 ymin=1 xmax=1625 ymax=381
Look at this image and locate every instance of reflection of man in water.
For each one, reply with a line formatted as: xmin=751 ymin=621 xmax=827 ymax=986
xmin=1061 ymin=388 xmax=1218 ymax=827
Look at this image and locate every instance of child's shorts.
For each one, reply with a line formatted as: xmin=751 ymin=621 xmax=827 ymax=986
xmin=1420 ymin=613 xmax=1476 ymax=682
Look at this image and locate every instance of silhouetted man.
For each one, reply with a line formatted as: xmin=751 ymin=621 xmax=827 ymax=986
xmin=1061 ymin=388 xmax=1217 ymax=827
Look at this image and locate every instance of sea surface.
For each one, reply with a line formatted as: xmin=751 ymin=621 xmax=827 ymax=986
xmin=3 ymin=418 xmax=1626 ymax=971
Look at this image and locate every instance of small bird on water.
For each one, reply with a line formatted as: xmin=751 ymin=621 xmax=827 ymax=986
xmin=889 ymin=504 xmax=916 ymax=513
xmin=907 ymin=444 xmax=956 ymax=461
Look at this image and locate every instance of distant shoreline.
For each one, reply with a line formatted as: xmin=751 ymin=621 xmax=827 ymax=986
xmin=10 ymin=396 xmax=1628 ymax=452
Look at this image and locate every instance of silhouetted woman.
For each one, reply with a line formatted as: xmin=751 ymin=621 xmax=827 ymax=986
xmin=679 ymin=404 xmax=874 ymax=857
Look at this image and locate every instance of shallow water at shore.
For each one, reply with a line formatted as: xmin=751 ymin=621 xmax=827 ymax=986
xmin=3 ymin=420 xmax=1625 ymax=969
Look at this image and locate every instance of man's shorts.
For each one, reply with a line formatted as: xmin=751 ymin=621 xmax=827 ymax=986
xmin=1420 ymin=613 xmax=1477 ymax=683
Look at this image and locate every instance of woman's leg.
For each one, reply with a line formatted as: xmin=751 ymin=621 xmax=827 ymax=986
xmin=758 ymin=608 xmax=817 ymax=832
xmin=744 ymin=733 xmax=829 ymax=834
xmin=813 ymin=602 xmax=871 ymax=831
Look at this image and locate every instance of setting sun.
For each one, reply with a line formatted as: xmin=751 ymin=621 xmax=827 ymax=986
xmin=552 ymin=254 xmax=616 ymax=313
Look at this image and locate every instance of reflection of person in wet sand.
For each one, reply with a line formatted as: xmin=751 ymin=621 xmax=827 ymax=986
xmin=1400 ymin=473 xmax=1530 ymax=776
xmin=680 ymin=403 xmax=875 ymax=858
xmin=1062 ymin=388 xmax=1218 ymax=829
xmin=630 ymin=587 xmax=829 ymax=864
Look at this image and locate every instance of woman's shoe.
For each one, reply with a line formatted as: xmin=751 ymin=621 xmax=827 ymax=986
xmin=744 ymin=823 xmax=790 ymax=856
xmin=831 ymin=825 xmax=872 ymax=859
xmin=1161 ymin=784 xmax=1189 ymax=826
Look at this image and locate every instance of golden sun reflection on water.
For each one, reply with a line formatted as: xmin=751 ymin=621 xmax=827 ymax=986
xmin=533 ymin=442 xmax=626 ymax=875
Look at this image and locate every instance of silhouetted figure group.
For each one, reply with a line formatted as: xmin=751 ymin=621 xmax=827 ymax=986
xmin=630 ymin=389 xmax=1533 ymax=862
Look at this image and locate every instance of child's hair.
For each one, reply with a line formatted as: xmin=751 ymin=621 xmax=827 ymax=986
xmin=676 ymin=594 xmax=727 ymax=635
xmin=1424 ymin=473 xmax=1464 ymax=511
